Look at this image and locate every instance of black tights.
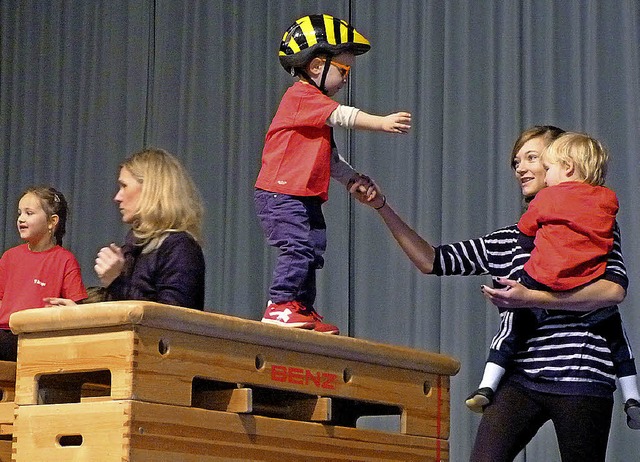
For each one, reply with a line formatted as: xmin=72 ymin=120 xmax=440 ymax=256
xmin=471 ymin=377 xmax=613 ymax=462
xmin=0 ymin=330 xmax=18 ymax=362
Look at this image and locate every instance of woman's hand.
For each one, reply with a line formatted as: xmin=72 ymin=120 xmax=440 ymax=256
xmin=481 ymin=278 xmax=539 ymax=308
xmin=349 ymin=174 xmax=382 ymax=206
xmin=481 ymin=277 xmax=626 ymax=312
xmin=94 ymin=243 xmax=125 ymax=287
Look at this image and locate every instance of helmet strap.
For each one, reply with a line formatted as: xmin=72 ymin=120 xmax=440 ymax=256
xmin=318 ymin=55 xmax=332 ymax=95
xmin=297 ymin=70 xmax=328 ymax=95
xmin=295 ymin=55 xmax=332 ymax=95
xmin=297 ymin=70 xmax=317 ymax=87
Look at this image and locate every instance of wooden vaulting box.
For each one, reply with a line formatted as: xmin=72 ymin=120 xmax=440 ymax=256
xmin=9 ymin=301 xmax=459 ymax=461
xmin=0 ymin=361 xmax=15 ymax=462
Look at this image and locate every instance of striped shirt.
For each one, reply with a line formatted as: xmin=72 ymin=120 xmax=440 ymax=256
xmin=433 ymin=223 xmax=629 ymax=397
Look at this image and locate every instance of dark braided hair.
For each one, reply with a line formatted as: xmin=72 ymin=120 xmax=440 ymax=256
xmin=22 ymin=186 xmax=69 ymax=246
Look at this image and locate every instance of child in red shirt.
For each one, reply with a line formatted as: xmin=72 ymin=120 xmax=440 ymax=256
xmin=0 ymin=186 xmax=87 ymax=360
xmin=255 ymin=14 xmax=411 ymax=334
xmin=518 ymin=134 xmax=618 ymax=291
xmin=468 ymin=133 xmax=640 ymax=429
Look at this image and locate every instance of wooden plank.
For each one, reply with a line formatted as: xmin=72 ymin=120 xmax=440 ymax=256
xmin=13 ymin=401 xmax=130 ymax=461
xmin=191 ymin=387 xmax=253 ymax=413
xmin=0 ymin=361 xmax=15 ymax=403
xmin=14 ymin=325 xmax=450 ymax=438
xmin=9 ymin=302 xmax=460 ymax=376
xmin=0 ymin=403 xmax=15 ymax=426
xmin=14 ymin=328 xmax=135 ymax=406
xmin=0 ymin=439 xmax=11 ymax=462
xmin=0 ymin=362 xmax=16 ymax=460
xmin=12 ymin=400 xmax=450 ymax=461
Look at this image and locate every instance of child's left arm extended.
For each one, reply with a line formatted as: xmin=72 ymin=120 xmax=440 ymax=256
xmin=354 ymin=110 xmax=411 ymax=133
xmin=327 ymin=106 xmax=411 ymax=133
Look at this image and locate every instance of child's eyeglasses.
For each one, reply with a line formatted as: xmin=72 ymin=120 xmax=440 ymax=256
xmin=321 ymin=59 xmax=351 ymax=78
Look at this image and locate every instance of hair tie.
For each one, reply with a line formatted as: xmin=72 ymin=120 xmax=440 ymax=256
xmin=374 ymin=195 xmax=386 ymax=210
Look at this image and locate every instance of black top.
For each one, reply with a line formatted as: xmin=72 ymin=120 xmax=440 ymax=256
xmin=107 ymin=231 xmax=205 ymax=310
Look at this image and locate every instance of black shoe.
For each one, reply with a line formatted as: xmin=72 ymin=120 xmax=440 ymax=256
xmin=465 ymin=387 xmax=494 ymax=414
xmin=625 ymin=398 xmax=640 ymax=429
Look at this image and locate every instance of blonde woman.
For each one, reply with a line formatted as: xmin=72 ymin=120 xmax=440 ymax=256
xmin=49 ymin=148 xmax=205 ymax=309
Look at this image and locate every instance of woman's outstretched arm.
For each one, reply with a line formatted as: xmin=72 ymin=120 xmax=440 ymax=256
xmin=350 ymin=181 xmax=436 ymax=274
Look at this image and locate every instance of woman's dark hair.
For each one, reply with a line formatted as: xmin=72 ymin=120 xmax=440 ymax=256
xmin=510 ymin=125 xmax=566 ymax=170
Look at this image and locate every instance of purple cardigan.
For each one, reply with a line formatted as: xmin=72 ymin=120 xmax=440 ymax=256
xmin=106 ymin=231 xmax=205 ymax=310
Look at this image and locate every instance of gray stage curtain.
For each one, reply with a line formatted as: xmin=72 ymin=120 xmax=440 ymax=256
xmin=1 ymin=1 xmax=639 ymax=460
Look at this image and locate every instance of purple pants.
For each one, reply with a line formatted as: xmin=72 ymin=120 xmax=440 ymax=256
xmin=254 ymin=189 xmax=326 ymax=307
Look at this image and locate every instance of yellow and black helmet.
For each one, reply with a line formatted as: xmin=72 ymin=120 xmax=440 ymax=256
xmin=279 ymin=14 xmax=371 ymax=75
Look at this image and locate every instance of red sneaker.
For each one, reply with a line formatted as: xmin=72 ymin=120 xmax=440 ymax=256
xmin=308 ymin=308 xmax=340 ymax=335
xmin=261 ymin=301 xmax=315 ymax=329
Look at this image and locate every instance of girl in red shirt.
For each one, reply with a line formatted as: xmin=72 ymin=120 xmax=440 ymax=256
xmin=0 ymin=186 xmax=87 ymax=360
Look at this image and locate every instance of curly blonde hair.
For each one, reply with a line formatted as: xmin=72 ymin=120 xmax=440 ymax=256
xmin=541 ymin=132 xmax=609 ymax=186
xmin=121 ymin=148 xmax=204 ymax=248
